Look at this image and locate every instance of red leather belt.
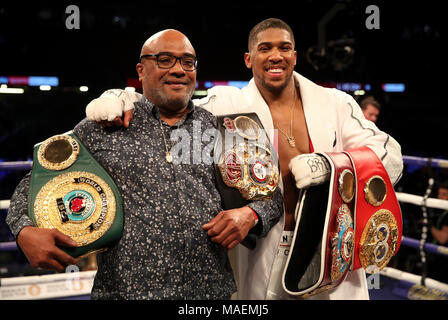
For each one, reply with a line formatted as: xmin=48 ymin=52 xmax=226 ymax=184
xmin=283 ymin=146 xmax=402 ymax=297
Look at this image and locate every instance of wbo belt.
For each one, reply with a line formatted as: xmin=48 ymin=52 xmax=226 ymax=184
xmin=282 ymin=146 xmax=402 ymax=297
xmin=214 ymin=113 xmax=280 ymax=248
xmin=28 ymin=132 xmax=124 ymax=258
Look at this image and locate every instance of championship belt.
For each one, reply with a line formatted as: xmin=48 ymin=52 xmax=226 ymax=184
xmin=346 ymin=146 xmax=402 ymax=272
xmin=214 ymin=113 xmax=279 ymax=208
xmin=282 ymin=146 xmax=402 ymax=297
xmin=214 ymin=113 xmax=280 ymax=249
xmin=27 ymin=132 xmax=124 ymax=258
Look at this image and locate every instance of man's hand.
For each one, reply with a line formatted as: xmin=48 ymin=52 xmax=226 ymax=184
xmin=98 ymin=110 xmax=134 ymax=128
xmin=17 ymin=226 xmax=79 ymax=272
xmin=202 ymin=207 xmax=257 ymax=250
xmin=85 ymin=89 xmax=138 ymax=128
xmin=289 ymin=153 xmax=331 ymax=189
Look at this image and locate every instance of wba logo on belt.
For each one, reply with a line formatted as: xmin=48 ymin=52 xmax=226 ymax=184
xmin=215 ymin=113 xmax=280 ymax=203
xmin=214 ymin=113 xmax=280 ymax=250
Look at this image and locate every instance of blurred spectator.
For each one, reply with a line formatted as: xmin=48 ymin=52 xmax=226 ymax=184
xmin=360 ymin=95 xmax=381 ymax=123
xmin=426 ymin=181 xmax=448 ymax=283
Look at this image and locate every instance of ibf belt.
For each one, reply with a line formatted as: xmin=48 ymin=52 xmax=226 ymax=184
xmin=346 ymin=146 xmax=402 ymax=272
xmin=214 ymin=113 xmax=279 ymax=209
xmin=283 ymin=146 xmax=402 ymax=297
xmin=28 ymin=132 xmax=124 ymax=258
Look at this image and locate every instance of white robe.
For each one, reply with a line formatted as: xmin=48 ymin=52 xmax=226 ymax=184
xmin=194 ymin=71 xmax=403 ymax=300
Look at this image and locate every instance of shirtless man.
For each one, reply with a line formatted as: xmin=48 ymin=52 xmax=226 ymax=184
xmin=86 ymin=18 xmax=403 ymax=299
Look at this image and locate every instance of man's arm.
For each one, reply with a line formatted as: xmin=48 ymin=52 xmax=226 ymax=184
xmin=246 ymin=188 xmax=283 ymax=238
xmin=339 ymin=93 xmax=403 ymax=184
xmin=85 ymin=86 xmax=244 ymax=127
xmin=6 ymin=172 xmax=35 ymax=237
xmin=85 ymin=89 xmax=141 ymax=128
xmin=202 ymin=188 xmax=283 ymax=250
xmin=289 ymin=92 xmax=403 ymax=190
xmin=6 ymin=172 xmax=78 ymax=272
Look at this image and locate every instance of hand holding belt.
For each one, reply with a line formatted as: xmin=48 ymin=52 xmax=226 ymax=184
xmin=289 ymin=153 xmax=331 ymax=189
xmin=28 ymin=132 xmax=124 ymax=258
xmin=214 ymin=113 xmax=280 ymax=250
xmin=283 ymin=146 xmax=402 ymax=297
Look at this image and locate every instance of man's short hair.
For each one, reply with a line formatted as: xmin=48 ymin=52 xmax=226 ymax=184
xmin=248 ymin=18 xmax=295 ymax=51
xmin=360 ymin=96 xmax=381 ymax=111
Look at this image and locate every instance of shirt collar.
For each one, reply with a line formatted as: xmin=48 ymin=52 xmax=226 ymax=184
xmin=138 ymin=96 xmax=196 ymax=125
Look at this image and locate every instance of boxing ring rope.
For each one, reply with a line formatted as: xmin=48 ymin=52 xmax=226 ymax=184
xmin=378 ymin=267 xmax=448 ymax=299
xmin=0 ymin=161 xmax=32 ymax=171
xmin=0 ymin=200 xmax=10 ymax=211
xmin=401 ymin=236 xmax=448 ymax=257
xmin=396 ymin=192 xmax=448 ymax=210
xmin=402 ymin=155 xmax=448 ymax=169
xmin=0 ymin=270 xmax=96 ymax=299
xmin=1 ymin=155 xmax=448 ymax=299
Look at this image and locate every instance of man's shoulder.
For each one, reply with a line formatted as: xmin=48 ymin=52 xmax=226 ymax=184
xmin=295 ymin=72 xmax=346 ymax=97
xmin=72 ymin=118 xmax=112 ymax=145
xmin=73 ymin=118 xmax=99 ymax=135
xmin=194 ymin=85 xmax=248 ymax=116
xmin=195 ymin=85 xmax=244 ymax=106
xmin=208 ymin=85 xmax=243 ymax=96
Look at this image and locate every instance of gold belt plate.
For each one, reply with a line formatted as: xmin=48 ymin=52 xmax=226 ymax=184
xmin=33 ymin=171 xmax=116 ymax=247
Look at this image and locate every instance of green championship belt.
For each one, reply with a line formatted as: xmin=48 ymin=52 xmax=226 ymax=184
xmin=27 ymin=132 xmax=124 ymax=258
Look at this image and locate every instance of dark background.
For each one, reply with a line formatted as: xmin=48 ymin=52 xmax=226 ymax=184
xmin=0 ymin=0 xmax=447 ymax=284
xmin=0 ymin=0 xmax=445 ymax=161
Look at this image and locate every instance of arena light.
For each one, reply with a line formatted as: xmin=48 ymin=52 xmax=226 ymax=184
xmin=382 ymin=83 xmax=405 ymax=93
xmin=336 ymin=82 xmax=362 ymax=91
xmin=8 ymin=76 xmax=28 ymax=85
xmin=196 ymin=80 xmax=249 ymax=90
xmin=316 ymin=82 xmax=371 ymax=93
xmin=39 ymin=85 xmax=51 ymax=91
xmin=0 ymin=86 xmax=24 ymax=94
xmin=29 ymin=76 xmax=59 ymax=87
xmin=0 ymin=76 xmax=59 ymax=87
xmin=228 ymin=81 xmax=250 ymax=89
xmin=79 ymin=86 xmax=89 ymax=92
xmin=194 ymin=90 xmax=208 ymax=96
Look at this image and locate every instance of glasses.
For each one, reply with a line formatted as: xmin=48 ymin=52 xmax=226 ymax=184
xmin=139 ymin=52 xmax=198 ymax=71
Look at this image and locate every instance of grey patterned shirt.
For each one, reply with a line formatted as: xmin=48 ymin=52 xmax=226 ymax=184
xmin=6 ymin=97 xmax=283 ymax=300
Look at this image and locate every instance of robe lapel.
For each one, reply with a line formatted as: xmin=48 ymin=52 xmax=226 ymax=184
xmin=242 ymin=73 xmax=335 ymax=153
xmin=241 ymin=80 xmax=276 ymax=142
xmin=294 ymin=72 xmax=335 ymax=152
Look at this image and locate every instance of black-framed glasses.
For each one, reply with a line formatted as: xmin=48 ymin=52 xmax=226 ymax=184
xmin=139 ymin=52 xmax=198 ymax=71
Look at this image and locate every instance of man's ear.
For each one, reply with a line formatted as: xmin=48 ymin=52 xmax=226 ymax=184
xmin=244 ymin=52 xmax=252 ymax=69
xmin=136 ymin=63 xmax=144 ymax=81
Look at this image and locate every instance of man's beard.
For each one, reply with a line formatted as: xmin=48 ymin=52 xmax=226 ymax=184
xmin=148 ymin=84 xmax=194 ymax=114
xmin=256 ymin=71 xmax=293 ymax=96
